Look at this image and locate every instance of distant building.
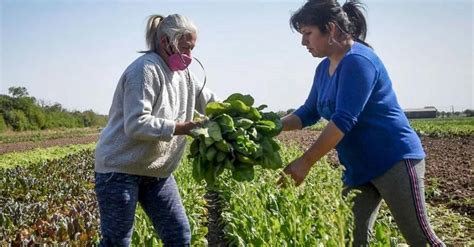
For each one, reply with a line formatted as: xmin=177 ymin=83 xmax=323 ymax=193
xmin=403 ymin=107 xmax=437 ymax=119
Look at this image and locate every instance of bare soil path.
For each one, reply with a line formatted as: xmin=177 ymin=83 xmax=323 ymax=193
xmin=0 ymin=134 xmax=99 ymax=155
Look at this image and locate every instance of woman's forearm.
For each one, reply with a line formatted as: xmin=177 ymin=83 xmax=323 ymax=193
xmin=302 ymin=121 xmax=344 ymax=165
xmin=282 ymin=114 xmax=303 ymax=131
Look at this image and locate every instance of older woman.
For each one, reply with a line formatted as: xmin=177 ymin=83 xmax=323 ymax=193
xmin=94 ymin=14 xmax=216 ymax=246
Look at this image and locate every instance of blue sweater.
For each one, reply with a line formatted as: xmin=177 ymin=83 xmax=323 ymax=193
xmin=294 ymin=42 xmax=425 ymax=186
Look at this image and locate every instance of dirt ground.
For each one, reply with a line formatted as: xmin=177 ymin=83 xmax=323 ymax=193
xmin=277 ymin=129 xmax=473 ymax=218
xmin=0 ymin=134 xmax=99 ymax=155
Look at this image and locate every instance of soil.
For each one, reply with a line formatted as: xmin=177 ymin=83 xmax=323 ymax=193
xmin=205 ymin=191 xmax=227 ymax=247
xmin=0 ymin=134 xmax=99 ymax=155
xmin=277 ymin=129 xmax=473 ymax=218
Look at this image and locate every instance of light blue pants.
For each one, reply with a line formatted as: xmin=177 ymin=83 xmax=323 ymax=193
xmin=95 ymin=172 xmax=190 ymax=247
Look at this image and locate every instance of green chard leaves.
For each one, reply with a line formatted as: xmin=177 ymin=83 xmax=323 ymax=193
xmin=189 ymin=93 xmax=283 ymax=186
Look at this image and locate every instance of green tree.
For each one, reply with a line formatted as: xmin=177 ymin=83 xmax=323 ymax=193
xmin=463 ymin=109 xmax=474 ymax=117
xmin=1 ymin=86 xmax=107 ymax=131
xmin=8 ymin=86 xmax=29 ymax=98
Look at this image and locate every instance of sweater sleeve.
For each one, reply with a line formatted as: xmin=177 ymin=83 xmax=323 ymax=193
xmin=331 ymin=54 xmax=378 ymax=134
xmin=293 ymin=67 xmax=322 ymax=128
xmin=122 ymin=64 xmax=176 ymax=142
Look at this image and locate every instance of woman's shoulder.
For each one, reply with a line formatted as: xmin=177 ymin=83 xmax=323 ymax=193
xmin=345 ymin=42 xmax=382 ymax=65
xmin=340 ymin=43 xmax=383 ymax=70
xmin=134 ymin=52 xmax=164 ymax=67
xmin=316 ymin=58 xmax=330 ymax=72
xmin=125 ymin=52 xmax=166 ymax=74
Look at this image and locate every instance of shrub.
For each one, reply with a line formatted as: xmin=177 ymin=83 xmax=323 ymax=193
xmin=0 ymin=115 xmax=7 ymax=133
xmin=4 ymin=110 xmax=29 ymax=131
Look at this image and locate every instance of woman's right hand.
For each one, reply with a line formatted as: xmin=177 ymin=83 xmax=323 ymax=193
xmin=277 ymin=156 xmax=312 ymax=187
xmin=174 ymin=121 xmax=199 ymax=136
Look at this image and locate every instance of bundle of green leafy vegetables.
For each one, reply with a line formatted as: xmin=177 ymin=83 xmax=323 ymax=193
xmin=189 ymin=93 xmax=283 ymax=186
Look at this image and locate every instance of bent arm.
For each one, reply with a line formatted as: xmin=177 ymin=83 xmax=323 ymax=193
xmin=282 ymin=114 xmax=303 ymax=131
xmin=123 ymin=80 xmax=177 ymax=141
xmin=301 ymin=121 xmax=344 ymax=166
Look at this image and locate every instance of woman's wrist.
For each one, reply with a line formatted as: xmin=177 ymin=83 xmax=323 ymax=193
xmin=174 ymin=121 xmax=196 ymax=136
xmin=301 ymin=152 xmax=316 ymax=169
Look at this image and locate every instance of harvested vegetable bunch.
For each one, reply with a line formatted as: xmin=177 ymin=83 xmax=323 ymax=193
xmin=189 ymin=93 xmax=283 ymax=186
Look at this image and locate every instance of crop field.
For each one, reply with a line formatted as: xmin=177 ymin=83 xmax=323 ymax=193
xmin=0 ymin=117 xmax=472 ymax=246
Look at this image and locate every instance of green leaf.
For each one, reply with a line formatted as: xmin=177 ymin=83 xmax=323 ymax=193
xmin=205 ymin=146 xmax=218 ymax=161
xmin=244 ymin=107 xmax=262 ymax=121
xmin=235 ymin=118 xmax=254 ymax=130
xmin=215 ymin=139 xmax=232 ymax=153
xmin=189 ymin=139 xmax=199 ymax=156
xmin=205 ymin=102 xmax=232 ymax=116
xmin=216 ymin=151 xmax=227 ymax=163
xmin=224 ymin=93 xmax=255 ymax=107
xmin=215 ymin=114 xmax=235 ymax=134
xmin=236 ymin=153 xmax=254 ymax=164
xmin=232 ymin=163 xmax=255 ymax=182
xmin=207 ymin=121 xmax=223 ymax=142
xmin=230 ymin=100 xmax=250 ymax=113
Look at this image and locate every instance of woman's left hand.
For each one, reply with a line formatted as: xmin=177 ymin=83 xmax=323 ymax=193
xmin=278 ymin=156 xmax=312 ymax=187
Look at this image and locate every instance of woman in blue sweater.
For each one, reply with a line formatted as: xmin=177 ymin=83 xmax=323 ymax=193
xmin=279 ymin=0 xmax=445 ymax=246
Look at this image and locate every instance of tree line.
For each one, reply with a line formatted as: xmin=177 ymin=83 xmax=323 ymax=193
xmin=0 ymin=87 xmax=108 ymax=132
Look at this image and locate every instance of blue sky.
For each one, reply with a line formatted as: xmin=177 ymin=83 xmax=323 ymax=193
xmin=1 ymin=0 xmax=473 ymax=114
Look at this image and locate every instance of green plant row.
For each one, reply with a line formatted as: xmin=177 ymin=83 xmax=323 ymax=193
xmin=0 ymin=143 xmax=96 ymax=169
xmin=213 ymin=144 xmax=473 ymax=246
xmin=0 ymin=148 xmax=100 ymax=245
xmin=308 ymin=118 xmax=474 ymax=137
xmin=409 ymin=117 xmax=474 ymax=137
xmin=0 ymin=145 xmax=208 ymax=246
xmin=0 ymin=127 xmax=99 ymax=144
xmin=1 ymin=143 xmax=471 ymax=245
xmin=214 ymin=146 xmax=361 ymax=246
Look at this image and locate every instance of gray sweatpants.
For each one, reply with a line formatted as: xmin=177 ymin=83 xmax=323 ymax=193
xmin=344 ymin=159 xmax=445 ymax=247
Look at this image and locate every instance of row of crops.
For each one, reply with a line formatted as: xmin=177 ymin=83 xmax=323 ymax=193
xmin=409 ymin=117 xmax=474 ymax=137
xmin=0 ymin=143 xmax=394 ymax=246
xmin=0 ymin=144 xmax=209 ymax=246
xmin=215 ymin=147 xmax=472 ymax=246
xmin=1 ymin=142 xmax=471 ymax=246
xmin=309 ymin=117 xmax=474 ymax=137
xmin=0 ymin=127 xmax=100 ymax=144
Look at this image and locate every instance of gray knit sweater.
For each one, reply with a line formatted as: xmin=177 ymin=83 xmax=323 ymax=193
xmin=95 ymin=52 xmax=216 ymax=177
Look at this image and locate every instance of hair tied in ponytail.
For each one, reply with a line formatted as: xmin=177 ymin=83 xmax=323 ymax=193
xmin=152 ymin=15 xmax=164 ymax=29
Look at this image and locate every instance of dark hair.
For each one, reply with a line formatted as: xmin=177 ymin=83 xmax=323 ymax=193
xmin=290 ymin=0 xmax=370 ymax=47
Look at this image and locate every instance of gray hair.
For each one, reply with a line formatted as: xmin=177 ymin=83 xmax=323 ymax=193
xmin=144 ymin=14 xmax=197 ymax=53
